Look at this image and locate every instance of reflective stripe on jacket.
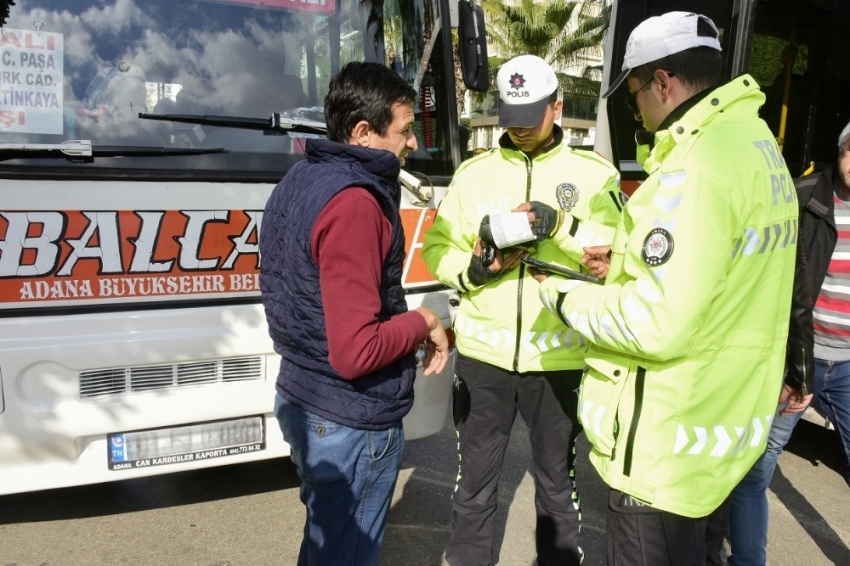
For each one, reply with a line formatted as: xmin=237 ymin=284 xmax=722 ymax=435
xmin=540 ymin=75 xmax=798 ymax=517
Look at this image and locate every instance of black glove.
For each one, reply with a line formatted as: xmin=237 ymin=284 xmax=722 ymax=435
xmin=528 ymin=201 xmax=564 ymax=241
xmin=478 ymin=215 xmax=498 ymax=265
xmin=468 ymin=252 xmax=501 ymax=286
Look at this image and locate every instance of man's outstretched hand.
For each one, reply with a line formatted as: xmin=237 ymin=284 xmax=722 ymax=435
xmin=415 ymin=307 xmax=450 ymax=375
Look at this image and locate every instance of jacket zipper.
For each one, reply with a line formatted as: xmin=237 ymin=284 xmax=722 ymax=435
xmin=800 ymin=347 xmax=809 ymax=397
xmin=512 ymin=159 xmax=534 ymax=371
xmin=623 ymin=367 xmax=646 ymax=477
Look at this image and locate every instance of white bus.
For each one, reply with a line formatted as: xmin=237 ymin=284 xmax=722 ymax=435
xmin=0 ymin=0 xmax=487 ymax=495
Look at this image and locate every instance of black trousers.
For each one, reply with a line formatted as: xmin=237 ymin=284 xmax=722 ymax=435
xmin=607 ymin=489 xmax=730 ymax=566
xmin=445 ymin=353 xmax=583 ymax=566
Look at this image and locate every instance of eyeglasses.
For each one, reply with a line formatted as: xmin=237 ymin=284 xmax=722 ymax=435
xmin=624 ymin=76 xmax=655 ymax=114
xmin=623 ymin=72 xmax=674 ymax=114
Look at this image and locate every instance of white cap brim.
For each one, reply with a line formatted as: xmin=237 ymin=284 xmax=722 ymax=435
xmin=602 ymin=68 xmax=631 ymax=99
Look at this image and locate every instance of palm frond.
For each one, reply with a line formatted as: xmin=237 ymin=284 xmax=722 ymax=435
xmin=0 ymin=0 xmax=15 ymax=26
xmin=481 ymin=0 xmax=610 ymax=99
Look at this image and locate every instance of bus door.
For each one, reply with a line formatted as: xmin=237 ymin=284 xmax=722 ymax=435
xmin=600 ymin=0 xmax=850 ymax=186
xmin=740 ymin=0 xmax=850 ymax=178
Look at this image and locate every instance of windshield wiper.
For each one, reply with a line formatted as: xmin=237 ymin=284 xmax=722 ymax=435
xmin=138 ymin=112 xmax=327 ymax=136
xmin=0 ymin=140 xmax=227 ymax=161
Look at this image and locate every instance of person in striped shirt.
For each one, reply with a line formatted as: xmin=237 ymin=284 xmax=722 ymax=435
xmin=728 ymin=120 xmax=850 ymax=565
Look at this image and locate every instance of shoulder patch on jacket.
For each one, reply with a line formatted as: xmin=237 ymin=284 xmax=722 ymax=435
xmin=642 ymin=228 xmax=674 ymax=266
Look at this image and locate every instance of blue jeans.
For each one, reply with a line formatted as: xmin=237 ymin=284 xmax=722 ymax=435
xmin=729 ymin=358 xmax=850 ymax=565
xmin=815 ymin=358 xmax=850 ymax=485
xmin=275 ymin=393 xmax=405 ymax=566
xmin=728 ymin=405 xmax=802 ymax=566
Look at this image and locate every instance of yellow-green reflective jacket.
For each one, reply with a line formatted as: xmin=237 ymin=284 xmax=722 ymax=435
xmin=423 ymin=129 xmax=621 ymax=371
xmin=540 ymin=75 xmax=798 ymax=517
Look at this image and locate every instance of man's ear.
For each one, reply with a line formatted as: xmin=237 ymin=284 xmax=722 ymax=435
xmin=655 ymin=69 xmax=674 ymax=103
xmin=553 ymin=99 xmax=563 ymax=121
xmin=349 ymin=120 xmax=372 ymax=147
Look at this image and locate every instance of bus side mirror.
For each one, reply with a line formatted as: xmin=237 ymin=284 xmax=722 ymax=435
xmin=458 ymin=1 xmax=489 ymax=92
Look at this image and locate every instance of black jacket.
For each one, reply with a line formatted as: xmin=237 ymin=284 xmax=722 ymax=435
xmin=786 ymin=167 xmax=839 ymax=395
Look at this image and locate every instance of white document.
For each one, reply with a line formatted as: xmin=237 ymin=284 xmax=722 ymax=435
xmin=489 ymin=212 xmax=535 ymax=248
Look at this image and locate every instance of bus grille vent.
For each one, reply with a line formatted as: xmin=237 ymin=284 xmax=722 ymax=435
xmin=79 ymin=356 xmax=264 ymax=398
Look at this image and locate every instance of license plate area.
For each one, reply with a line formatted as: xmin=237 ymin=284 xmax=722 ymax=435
xmin=108 ymin=415 xmax=265 ymax=470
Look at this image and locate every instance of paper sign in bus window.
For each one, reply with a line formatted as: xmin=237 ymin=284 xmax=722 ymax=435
xmin=0 ymin=28 xmax=64 ymax=135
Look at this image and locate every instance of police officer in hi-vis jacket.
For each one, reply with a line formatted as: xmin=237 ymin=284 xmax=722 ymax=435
xmin=423 ymin=54 xmax=623 ymax=566
xmin=532 ymin=12 xmax=798 ymax=565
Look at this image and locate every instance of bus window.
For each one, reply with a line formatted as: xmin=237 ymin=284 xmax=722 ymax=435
xmin=0 ymin=0 xmax=461 ymax=182
xmin=747 ymin=1 xmax=850 ymax=177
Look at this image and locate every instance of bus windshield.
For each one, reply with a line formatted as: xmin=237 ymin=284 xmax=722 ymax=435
xmin=0 ymin=0 xmax=457 ymax=180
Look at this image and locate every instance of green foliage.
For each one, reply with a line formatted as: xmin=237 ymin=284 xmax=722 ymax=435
xmin=749 ymin=35 xmax=809 ymax=87
xmin=0 ymin=0 xmax=15 ymax=26
xmin=480 ymin=0 xmax=609 ymax=99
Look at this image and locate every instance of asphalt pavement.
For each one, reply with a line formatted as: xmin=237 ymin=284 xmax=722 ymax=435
xmin=384 ymin=410 xmax=850 ymax=565
xmin=0 ymin=408 xmax=848 ymax=565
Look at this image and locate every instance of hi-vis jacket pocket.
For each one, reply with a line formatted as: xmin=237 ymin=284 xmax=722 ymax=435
xmin=579 ymin=357 xmax=632 ymax=458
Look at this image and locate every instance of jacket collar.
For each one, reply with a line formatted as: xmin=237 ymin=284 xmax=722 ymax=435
xmin=498 ymin=125 xmax=565 ymax=160
xmin=636 ymin=74 xmax=765 ymax=171
xmin=635 ymin=87 xmax=712 ymax=148
xmin=305 ymin=138 xmax=401 ymax=184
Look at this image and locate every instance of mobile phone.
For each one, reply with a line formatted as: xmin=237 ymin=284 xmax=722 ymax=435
xmin=520 ymin=256 xmax=604 ymax=285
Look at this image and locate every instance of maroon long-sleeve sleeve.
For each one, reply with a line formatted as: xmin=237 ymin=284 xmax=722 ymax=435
xmin=311 ymin=187 xmax=430 ymax=380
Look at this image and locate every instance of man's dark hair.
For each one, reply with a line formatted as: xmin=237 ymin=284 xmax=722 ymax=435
xmin=631 ymin=19 xmax=722 ymax=94
xmin=324 ymin=61 xmax=417 ymax=143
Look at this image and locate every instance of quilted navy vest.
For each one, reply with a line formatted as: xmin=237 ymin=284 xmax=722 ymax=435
xmin=259 ymin=138 xmax=415 ymax=430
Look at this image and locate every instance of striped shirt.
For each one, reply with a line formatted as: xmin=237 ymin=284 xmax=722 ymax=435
xmin=813 ymin=192 xmax=850 ymax=361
